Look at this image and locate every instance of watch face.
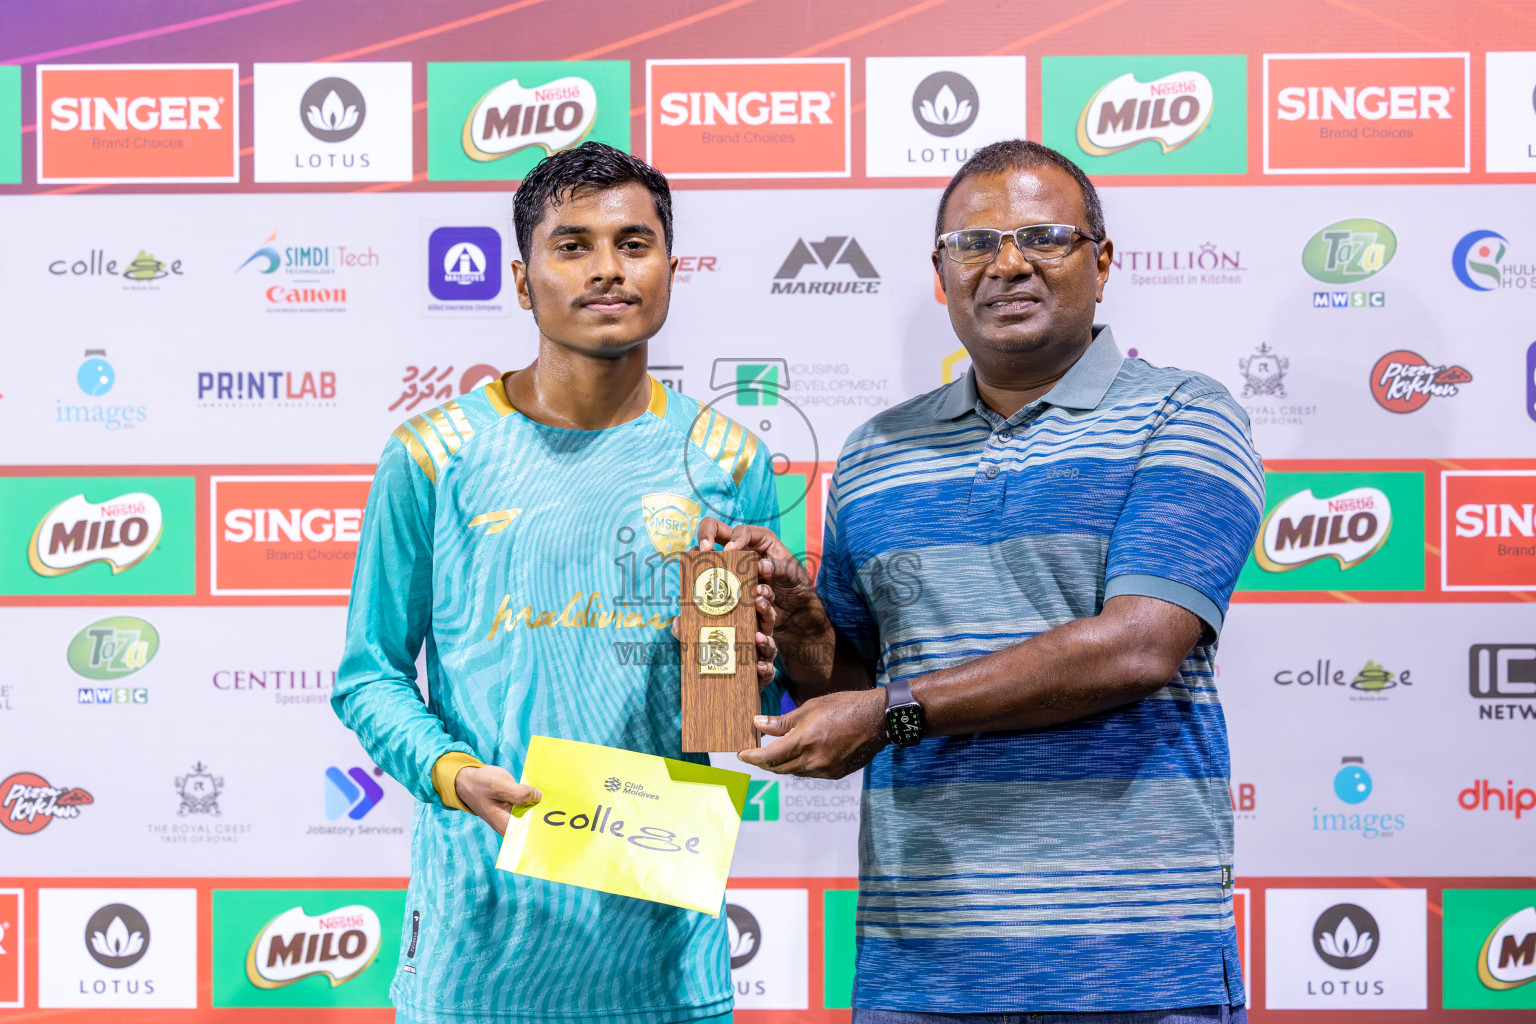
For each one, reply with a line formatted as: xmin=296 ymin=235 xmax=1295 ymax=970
xmin=886 ymin=702 xmax=925 ymax=746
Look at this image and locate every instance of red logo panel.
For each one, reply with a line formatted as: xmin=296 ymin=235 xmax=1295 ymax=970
xmin=211 ymin=475 xmax=372 ymax=596
xmin=1443 ymin=471 xmax=1536 ymax=591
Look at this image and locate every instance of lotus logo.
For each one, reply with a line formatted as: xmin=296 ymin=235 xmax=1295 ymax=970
xmin=912 ymin=72 xmax=979 ymax=137
xmin=1480 ymin=905 xmax=1536 ymax=990
xmin=1452 ymin=229 xmax=1508 ymax=291
xmin=86 ymin=903 xmax=149 ymax=969
xmin=245 ymin=903 xmax=382 ymax=989
xmin=1312 ymin=903 xmax=1380 ymax=969
xmin=1302 ymin=219 xmax=1397 ymax=283
xmin=1254 ymin=486 xmax=1392 ymax=573
xmin=461 ymin=76 xmax=597 ymax=162
xmin=28 ymin=492 xmax=164 ymax=578
xmin=300 ymin=77 xmax=366 ymax=143
xmin=726 ymin=903 xmax=761 ymax=969
xmin=1077 ymin=71 xmax=1214 ymax=156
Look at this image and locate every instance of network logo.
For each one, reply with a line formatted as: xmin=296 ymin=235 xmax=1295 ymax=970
xmin=325 ymin=765 xmax=384 ymax=820
xmin=428 ymin=226 xmax=501 ymax=301
xmin=743 ymin=779 xmax=780 ymax=821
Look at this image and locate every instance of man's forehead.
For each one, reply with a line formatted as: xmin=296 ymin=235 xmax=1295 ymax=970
xmin=944 ymin=166 xmax=1086 ymax=230
xmin=535 ymin=181 xmax=660 ymax=235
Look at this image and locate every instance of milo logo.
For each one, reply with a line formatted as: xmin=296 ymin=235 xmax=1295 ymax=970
xmin=1255 ymin=486 xmax=1392 ymax=572
xmin=1077 ymin=70 xmax=1214 ymax=155
xmin=461 ymin=76 xmax=597 ymax=162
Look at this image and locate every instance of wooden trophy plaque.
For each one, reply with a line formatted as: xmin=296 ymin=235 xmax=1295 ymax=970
xmin=679 ymin=549 xmax=760 ymax=753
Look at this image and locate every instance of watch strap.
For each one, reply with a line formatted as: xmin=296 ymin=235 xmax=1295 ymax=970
xmin=885 ymin=676 xmax=915 ymax=709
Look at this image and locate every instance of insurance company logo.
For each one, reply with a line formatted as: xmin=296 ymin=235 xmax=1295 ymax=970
xmin=648 ymin=58 xmax=850 ymax=178
xmin=325 ymin=767 xmax=384 ymax=821
xmin=427 ymin=61 xmax=628 ymax=181
xmin=743 ymin=780 xmax=781 ymax=821
xmin=86 ymin=903 xmax=150 ymax=968
xmin=1263 ymin=52 xmax=1469 ymax=173
xmin=245 ymin=904 xmax=381 ymax=989
xmin=58 ymin=349 xmax=148 ymax=432
xmin=48 ymin=249 xmax=185 ymax=291
xmin=1 ymin=772 xmax=93 ymax=834
xmin=1370 ymin=350 xmax=1471 ymax=413
xmin=1443 ymin=471 xmax=1536 ymax=591
xmin=1453 ymin=229 xmax=1536 ymax=291
xmin=772 ymin=236 xmax=880 ymax=295
xmin=1443 ymin=890 xmax=1536 ymax=1008
xmin=864 ymin=57 xmax=1028 ymax=177
xmin=254 ymin=63 xmax=413 ymax=182
xmin=1254 ymin=486 xmax=1391 ymax=572
xmin=37 ymin=63 xmax=239 ymax=182
xmin=1313 ymin=756 xmax=1406 ymax=839
xmin=68 ymin=616 xmax=159 ymax=681
xmin=29 ymin=492 xmax=163 ymax=578
xmin=197 ymin=370 xmax=337 ymax=407
xmin=211 ymin=475 xmax=371 ymax=597
xmin=0 ymin=888 xmax=21 ymax=1008
xmin=426 ymin=226 xmax=503 ymax=306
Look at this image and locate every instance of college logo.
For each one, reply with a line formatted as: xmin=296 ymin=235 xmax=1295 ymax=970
xmin=86 ymin=904 xmax=150 ymax=969
xmin=211 ymin=475 xmax=371 ymax=597
xmin=427 ymin=226 xmax=502 ymax=304
xmin=1 ymin=772 xmax=93 ymax=834
xmin=58 ymin=349 xmax=149 ymax=431
xmin=68 ymin=616 xmax=159 ymax=680
xmin=648 ymin=59 xmax=850 ymax=179
xmin=253 ymin=63 xmax=413 ymax=182
xmin=1370 ymin=350 xmax=1470 ymax=413
xmin=29 ymin=492 xmax=163 ymax=577
xmin=1264 ymin=52 xmax=1469 ymax=174
xmin=1442 ymin=470 xmax=1536 ymax=591
xmin=1254 ymin=486 xmax=1390 ymax=572
xmin=37 ymin=64 xmax=240 ymax=183
xmin=1314 ymin=903 xmax=1379 ymax=969
xmin=1043 ymin=56 xmax=1246 ymax=174
xmin=48 ymin=249 xmax=185 ymax=289
xmin=427 ymin=61 xmax=629 ymax=181
xmin=324 ymin=767 xmax=383 ymax=821
xmin=1444 ymin=890 xmax=1536 ymax=1008
xmin=772 ymin=236 xmax=879 ymax=295
xmin=1274 ymin=658 xmax=1412 ymax=694
xmin=864 ymin=57 xmax=1028 ymax=177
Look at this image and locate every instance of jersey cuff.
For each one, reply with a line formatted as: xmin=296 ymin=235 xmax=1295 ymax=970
xmin=1104 ymin=573 xmax=1224 ymax=641
xmin=430 ymin=751 xmax=484 ymax=811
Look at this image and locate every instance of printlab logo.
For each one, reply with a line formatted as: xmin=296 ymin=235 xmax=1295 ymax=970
xmin=1369 ymin=349 xmax=1471 ymax=413
xmin=197 ymin=370 xmax=337 ymax=408
xmin=1453 ymin=229 xmax=1536 ymax=291
xmin=325 ymin=767 xmax=384 ymax=820
xmin=863 ymin=57 xmax=1028 ymax=178
xmin=389 ymin=363 xmax=499 ymax=413
xmin=743 ymin=780 xmax=780 ymax=821
xmin=1314 ymin=903 xmax=1379 ymax=969
xmin=426 ymin=226 xmax=503 ymax=308
xmin=0 ymin=771 xmax=93 ymax=834
xmin=771 ymin=236 xmax=880 ymax=294
xmin=86 ymin=904 xmax=149 ymax=969
xmin=726 ymin=903 xmax=761 ymax=968
xmin=58 ymin=349 xmax=148 ymax=432
xmin=1469 ymin=644 xmax=1536 ymax=722
xmin=913 ymin=72 xmax=979 ymax=136
xmin=175 ymin=762 xmax=222 ymax=817
xmin=1312 ymin=756 xmax=1407 ymax=840
xmin=301 ymin=77 xmax=364 ymax=142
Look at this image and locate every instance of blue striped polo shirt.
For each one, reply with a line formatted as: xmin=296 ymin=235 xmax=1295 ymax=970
xmin=816 ymin=325 xmax=1264 ymax=1013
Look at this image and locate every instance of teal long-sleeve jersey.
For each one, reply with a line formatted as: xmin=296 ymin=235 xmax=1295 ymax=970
xmin=334 ymin=375 xmax=780 ymax=1024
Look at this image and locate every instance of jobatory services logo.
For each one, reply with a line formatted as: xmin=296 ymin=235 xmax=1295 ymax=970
xmin=1264 ymin=889 xmax=1428 ymax=1011
xmin=863 ymin=57 xmax=1028 ymax=178
xmin=197 ymin=370 xmax=338 ymax=408
xmin=1442 ymin=470 xmax=1536 ymax=591
xmin=1485 ymin=52 xmax=1536 ymax=173
xmin=1302 ymin=218 xmax=1395 ymax=309
xmin=210 ymin=475 xmax=371 ymax=597
xmin=58 ymin=349 xmax=148 ymax=431
xmin=1369 ymin=350 xmax=1472 ymax=412
xmin=1469 ymin=643 xmax=1536 ymax=722
xmin=253 ymin=62 xmax=413 ymax=183
xmin=647 ymin=59 xmax=850 ymax=178
xmin=324 ymin=766 xmax=384 ymax=821
xmin=1 ymin=772 xmax=93 ymax=834
xmin=1443 ymin=890 xmax=1536 ymax=1009
xmin=1452 ymin=229 xmax=1536 ymax=291
xmin=1263 ymin=52 xmax=1470 ymax=173
xmin=427 ymin=61 xmax=629 ymax=181
xmin=37 ymin=64 xmax=240 ymax=183
xmin=771 ymin=236 xmax=880 ymax=294
xmin=37 ymin=888 xmax=198 ymax=1009
xmin=1043 ymin=55 xmax=1246 ymax=174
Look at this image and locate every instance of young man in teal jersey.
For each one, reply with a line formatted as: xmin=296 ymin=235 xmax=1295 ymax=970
xmin=335 ymin=142 xmax=782 ymax=1024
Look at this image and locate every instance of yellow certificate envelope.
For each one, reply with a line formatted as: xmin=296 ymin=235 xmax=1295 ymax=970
xmin=495 ymin=735 xmax=749 ymax=916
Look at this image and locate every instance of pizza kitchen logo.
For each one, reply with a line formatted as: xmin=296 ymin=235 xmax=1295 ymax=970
xmin=1 ymin=771 xmax=94 ymax=834
xmin=1369 ymin=349 xmax=1471 ymax=413
xmin=1076 ymin=70 xmax=1213 ymax=155
xmin=29 ymin=492 xmax=164 ymax=578
xmin=1255 ymin=486 xmax=1391 ymax=573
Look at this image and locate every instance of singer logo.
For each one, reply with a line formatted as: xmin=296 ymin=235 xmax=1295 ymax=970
xmin=1442 ymin=471 xmax=1536 ymax=591
xmin=211 ymin=475 xmax=371 ymax=597
xmin=245 ymin=904 xmax=381 ymax=989
xmin=1077 ymin=71 xmax=1214 ymax=155
xmin=37 ymin=64 xmax=240 ymax=183
xmin=1255 ymin=486 xmax=1392 ymax=572
xmin=461 ymin=75 xmax=598 ymax=162
xmin=1263 ymin=53 xmax=1469 ymax=174
xmin=28 ymin=492 xmax=163 ymax=577
xmin=647 ymin=59 xmax=850 ymax=178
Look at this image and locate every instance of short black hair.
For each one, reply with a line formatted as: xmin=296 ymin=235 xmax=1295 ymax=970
xmin=512 ymin=141 xmax=673 ymax=260
xmin=934 ymin=140 xmax=1105 ymax=245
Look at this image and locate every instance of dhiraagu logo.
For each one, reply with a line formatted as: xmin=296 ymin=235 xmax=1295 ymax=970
xmin=743 ymin=780 xmax=780 ymax=821
xmin=1302 ymin=219 xmax=1397 ymax=283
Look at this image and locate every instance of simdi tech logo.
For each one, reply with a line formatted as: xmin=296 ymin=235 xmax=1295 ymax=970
xmin=1442 ymin=470 xmax=1536 ymax=591
xmin=426 ymin=61 xmax=629 ymax=181
xmin=37 ymin=64 xmax=240 ymax=183
xmin=647 ymin=59 xmax=850 ymax=178
xmin=1041 ymin=55 xmax=1246 ymax=174
xmin=1263 ymin=52 xmax=1470 ymax=174
xmin=210 ymin=475 xmax=372 ymax=597
xmin=253 ymin=62 xmax=414 ymax=183
xmin=1443 ymin=890 xmax=1536 ymax=1009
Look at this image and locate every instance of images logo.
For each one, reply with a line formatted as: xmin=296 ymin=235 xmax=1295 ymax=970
xmin=427 ymin=62 xmax=628 ymax=181
xmin=1314 ymin=903 xmax=1379 ymax=969
xmin=648 ymin=59 xmax=850 ymax=179
xmin=1443 ymin=890 xmax=1536 ymax=1008
xmin=1263 ymin=53 xmax=1469 ymax=174
xmin=1 ymin=772 xmax=93 ymax=834
xmin=1335 ymin=756 xmax=1373 ymax=805
xmin=324 ymin=767 xmax=383 ymax=821
xmin=427 ymin=226 xmax=502 ymax=303
xmin=1370 ymin=350 xmax=1471 ymax=413
xmin=1302 ymin=219 xmax=1397 ymax=283
xmin=245 ymin=904 xmax=381 ymax=989
xmin=1442 ymin=471 xmax=1536 ymax=591
xmin=211 ymin=475 xmax=371 ymax=597
xmin=29 ymin=492 xmax=163 ymax=577
xmin=86 ymin=904 xmax=149 ymax=969
xmin=1312 ymin=756 xmax=1406 ymax=840
xmin=743 ymin=780 xmax=780 ymax=822
xmin=1254 ymin=485 xmax=1391 ymax=572
xmin=59 ymin=349 xmax=148 ymax=432
xmin=772 ymin=236 xmax=879 ymax=295
xmin=68 ymin=617 xmax=159 ymax=680
xmin=78 ymin=352 xmax=113 ymax=396
xmin=38 ymin=64 xmax=240 ymax=183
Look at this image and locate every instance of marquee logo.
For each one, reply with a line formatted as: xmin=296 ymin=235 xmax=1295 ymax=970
xmin=211 ymin=475 xmax=371 ymax=597
xmin=1370 ymin=350 xmax=1471 ymax=413
xmin=1263 ymin=52 xmax=1469 ymax=174
xmin=1255 ymin=486 xmax=1391 ymax=572
xmin=1443 ymin=470 xmax=1536 ymax=591
xmin=37 ymin=64 xmax=240 ymax=183
xmin=647 ymin=59 xmax=850 ymax=179
xmin=462 ymin=75 xmax=597 ymax=161
xmin=67 ymin=617 xmax=159 ymax=680
xmin=1 ymin=772 xmax=93 ymax=834
xmin=771 ymin=236 xmax=879 ymax=294
xmin=1076 ymin=70 xmax=1214 ymax=155
xmin=245 ymin=904 xmax=381 ymax=989
xmin=1302 ymin=219 xmax=1397 ymax=283
xmin=29 ymin=492 xmax=163 ymax=577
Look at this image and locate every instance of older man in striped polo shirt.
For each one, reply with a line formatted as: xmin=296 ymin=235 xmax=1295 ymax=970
xmin=703 ymin=140 xmax=1264 ymax=1023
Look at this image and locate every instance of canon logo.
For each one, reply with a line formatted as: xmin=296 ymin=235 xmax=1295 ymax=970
xmin=223 ymin=508 xmax=362 ymax=544
xmin=1276 ymin=85 xmax=1451 ymax=122
xmin=658 ymin=91 xmax=833 ymax=127
xmin=1454 ymin=503 xmax=1536 ymax=538
xmin=49 ymin=96 xmax=223 ymax=132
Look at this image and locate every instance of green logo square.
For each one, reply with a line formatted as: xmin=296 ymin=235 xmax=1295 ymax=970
xmin=1443 ymin=889 xmax=1536 ymax=1008
xmin=0 ymin=476 xmax=195 ymax=596
xmin=1236 ymin=470 xmax=1425 ymax=592
xmin=0 ymin=66 xmax=19 ymax=184
xmin=735 ymin=363 xmax=780 ymax=406
xmin=1041 ymin=55 xmax=1247 ymax=174
xmin=427 ymin=62 xmax=630 ymax=181
xmin=822 ymin=889 xmax=858 ymax=1009
xmin=212 ymin=888 xmax=406 ymax=1008
xmin=743 ymin=779 xmax=780 ymax=821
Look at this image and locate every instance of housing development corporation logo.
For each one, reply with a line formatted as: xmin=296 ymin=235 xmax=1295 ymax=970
xmin=743 ymin=780 xmax=780 ymax=821
xmin=1442 ymin=471 xmax=1536 ymax=591
xmin=1370 ymin=350 xmax=1471 ymax=413
xmin=37 ymin=63 xmax=240 ymax=183
xmin=772 ymin=236 xmax=879 ymax=294
xmin=253 ymin=63 xmax=413 ymax=183
xmin=864 ymin=57 xmax=1028 ymax=178
xmin=29 ymin=492 xmax=163 ymax=577
xmin=1 ymin=772 xmax=93 ymax=834
xmin=1264 ymin=52 xmax=1470 ymax=174
xmin=648 ymin=59 xmax=850 ymax=178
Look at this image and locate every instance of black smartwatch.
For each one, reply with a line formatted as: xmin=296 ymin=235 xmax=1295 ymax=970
xmin=883 ymin=677 xmax=926 ymax=747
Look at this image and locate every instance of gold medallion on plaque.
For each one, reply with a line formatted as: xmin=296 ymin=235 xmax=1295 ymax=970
xmin=698 ymin=626 xmax=737 ymax=676
xmin=693 ymin=567 xmax=741 ymax=616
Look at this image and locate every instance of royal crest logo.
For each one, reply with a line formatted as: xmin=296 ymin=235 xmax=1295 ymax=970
xmin=28 ymin=492 xmax=164 ymax=577
xmin=175 ymin=762 xmax=223 ymax=817
xmin=1239 ymin=342 xmax=1288 ymax=399
xmin=641 ymin=493 xmax=702 ymax=556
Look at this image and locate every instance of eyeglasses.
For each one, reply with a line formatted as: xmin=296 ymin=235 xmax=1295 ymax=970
xmin=935 ymin=223 xmax=1103 ymax=265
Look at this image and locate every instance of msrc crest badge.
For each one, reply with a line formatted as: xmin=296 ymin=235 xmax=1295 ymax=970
xmin=642 ymin=493 xmax=702 ymax=556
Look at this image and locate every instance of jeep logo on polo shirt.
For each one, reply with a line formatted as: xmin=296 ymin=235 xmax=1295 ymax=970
xmin=771 ymin=237 xmax=879 ymax=295
xmin=1077 ymin=70 xmax=1213 ymax=155
xmin=1254 ymin=486 xmax=1391 ymax=572
xmin=462 ymin=75 xmax=598 ymax=161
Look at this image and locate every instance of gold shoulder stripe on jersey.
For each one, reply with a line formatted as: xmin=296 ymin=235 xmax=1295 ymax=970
xmin=729 ymin=432 xmax=758 ymax=485
xmin=408 ymin=413 xmax=450 ymax=473
xmin=689 ymin=407 xmax=711 ymax=447
xmin=424 ymin=407 xmax=463 ymax=457
xmin=443 ymin=401 xmax=476 ymax=445
xmin=714 ymin=420 xmax=745 ymax=471
xmin=484 ymin=377 xmax=515 ymax=417
xmin=647 ymin=375 xmax=668 ymax=418
xmin=701 ymin=413 xmax=730 ymax=460
xmin=392 ymin=424 xmax=438 ymax=484
xmin=468 ymin=509 xmax=523 ymax=535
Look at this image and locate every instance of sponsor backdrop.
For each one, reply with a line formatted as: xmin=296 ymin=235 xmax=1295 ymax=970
xmin=1 ymin=1 xmax=1534 ymax=1021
